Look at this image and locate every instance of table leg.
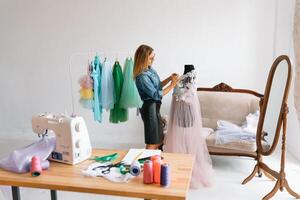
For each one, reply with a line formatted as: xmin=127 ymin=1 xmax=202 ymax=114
xmin=50 ymin=190 xmax=57 ymax=200
xmin=11 ymin=186 xmax=20 ymax=200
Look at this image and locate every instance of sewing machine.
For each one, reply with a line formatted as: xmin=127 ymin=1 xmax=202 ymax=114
xmin=32 ymin=113 xmax=92 ymax=165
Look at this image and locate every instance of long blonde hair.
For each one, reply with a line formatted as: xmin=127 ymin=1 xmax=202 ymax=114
xmin=133 ymin=44 xmax=153 ymax=79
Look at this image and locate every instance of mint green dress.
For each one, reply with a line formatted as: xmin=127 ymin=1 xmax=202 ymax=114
xmin=119 ymin=57 xmax=143 ymax=108
xmin=110 ymin=61 xmax=129 ymax=123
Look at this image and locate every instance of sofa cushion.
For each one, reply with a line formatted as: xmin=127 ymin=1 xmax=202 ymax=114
xmin=198 ymin=91 xmax=260 ymax=129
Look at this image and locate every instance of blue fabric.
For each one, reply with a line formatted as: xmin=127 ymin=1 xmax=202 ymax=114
xmin=91 ymin=55 xmax=103 ymax=122
xmin=101 ymin=59 xmax=115 ymax=110
xmin=135 ymin=67 xmax=163 ymax=102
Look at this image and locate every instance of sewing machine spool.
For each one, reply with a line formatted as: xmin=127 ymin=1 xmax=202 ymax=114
xmin=129 ymin=160 xmax=141 ymax=176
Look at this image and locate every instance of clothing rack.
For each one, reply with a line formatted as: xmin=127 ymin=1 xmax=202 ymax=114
xmin=68 ymin=51 xmax=133 ymax=115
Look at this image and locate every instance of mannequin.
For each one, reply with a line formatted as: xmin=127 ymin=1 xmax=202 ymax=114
xmin=164 ymin=64 xmax=213 ymax=188
xmin=175 ymin=64 xmax=196 ymax=127
xmin=183 ymin=64 xmax=195 ymax=75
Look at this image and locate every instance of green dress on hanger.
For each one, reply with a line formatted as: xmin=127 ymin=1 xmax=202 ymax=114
xmin=119 ymin=57 xmax=143 ymax=108
xmin=110 ymin=61 xmax=128 ymax=123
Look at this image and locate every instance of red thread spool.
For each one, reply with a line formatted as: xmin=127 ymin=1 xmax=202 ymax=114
xmin=30 ymin=156 xmax=42 ymax=177
xmin=153 ymin=159 xmax=162 ymax=184
xmin=143 ymin=160 xmax=153 ymax=184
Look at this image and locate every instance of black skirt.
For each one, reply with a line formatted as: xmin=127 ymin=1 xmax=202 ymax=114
xmin=140 ymin=100 xmax=163 ymax=144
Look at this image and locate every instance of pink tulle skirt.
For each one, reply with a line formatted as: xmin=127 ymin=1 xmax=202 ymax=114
xmin=164 ymin=92 xmax=213 ymax=188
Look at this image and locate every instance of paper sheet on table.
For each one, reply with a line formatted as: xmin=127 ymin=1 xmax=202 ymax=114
xmin=122 ymin=149 xmax=161 ymax=165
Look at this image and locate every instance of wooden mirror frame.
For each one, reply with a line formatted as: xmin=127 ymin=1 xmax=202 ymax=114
xmin=256 ymin=55 xmax=291 ymax=156
xmin=243 ymin=55 xmax=300 ymax=200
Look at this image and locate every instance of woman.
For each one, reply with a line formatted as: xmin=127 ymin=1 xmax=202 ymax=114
xmin=134 ymin=44 xmax=178 ymax=150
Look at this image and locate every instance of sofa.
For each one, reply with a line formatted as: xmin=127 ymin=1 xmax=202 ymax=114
xmin=197 ymin=82 xmax=268 ymax=158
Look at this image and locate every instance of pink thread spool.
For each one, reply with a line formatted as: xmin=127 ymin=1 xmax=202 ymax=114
xmin=30 ymin=156 xmax=42 ymax=177
xmin=143 ymin=160 xmax=153 ymax=184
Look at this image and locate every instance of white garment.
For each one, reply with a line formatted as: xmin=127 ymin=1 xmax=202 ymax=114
xmin=82 ymin=162 xmax=134 ymax=183
xmin=215 ymin=111 xmax=259 ymax=145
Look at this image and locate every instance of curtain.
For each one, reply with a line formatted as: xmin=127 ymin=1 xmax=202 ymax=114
xmin=294 ymin=0 xmax=300 ymax=122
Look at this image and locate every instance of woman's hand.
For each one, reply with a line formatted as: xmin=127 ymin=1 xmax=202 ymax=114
xmin=171 ymin=73 xmax=179 ymax=80
xmin=162 ymin=73 xmax=179 ymax=96
xmin=171 ymin=74 xmax=179 ymax=87
xmin=162 ymin=73 xmax=179 ymax=87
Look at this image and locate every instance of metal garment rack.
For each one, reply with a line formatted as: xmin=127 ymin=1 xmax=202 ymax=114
xmin=68 ymin=51 xmax=132 ymax=114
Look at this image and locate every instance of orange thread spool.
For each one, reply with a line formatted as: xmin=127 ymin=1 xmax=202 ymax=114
xmin=153 ymin=159 xmax=162 ymax=184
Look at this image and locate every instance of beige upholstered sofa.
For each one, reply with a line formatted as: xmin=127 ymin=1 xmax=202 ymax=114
xmin=197 ymin=83 xmax=265 ymax=158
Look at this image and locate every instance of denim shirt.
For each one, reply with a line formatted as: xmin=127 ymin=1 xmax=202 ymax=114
xmin=135 ymin=67 xmax=163 ymax=102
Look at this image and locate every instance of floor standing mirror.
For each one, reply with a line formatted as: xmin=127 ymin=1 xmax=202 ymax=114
xmin=243 ymin=55 xmax=300 ymax=200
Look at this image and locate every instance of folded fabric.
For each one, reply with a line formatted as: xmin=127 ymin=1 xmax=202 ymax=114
xmin=215 ymin=119 xmax=256 ymax=145
xmin=0 ymin=137 xmax=56 ymax=173
xmin=242 ymin=110 xmax=259 ymax=134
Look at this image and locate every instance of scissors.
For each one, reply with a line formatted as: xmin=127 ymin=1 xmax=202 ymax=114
xmin=92 ymin=162 xmax=125 ymax=174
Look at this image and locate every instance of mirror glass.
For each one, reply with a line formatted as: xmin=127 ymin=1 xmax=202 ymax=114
xmin=260 ymin=60 xmax=289 ymax=153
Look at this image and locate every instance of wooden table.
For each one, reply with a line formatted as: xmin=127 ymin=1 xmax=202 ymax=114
xmin=0 ymin=149 xmax=195 ymax=200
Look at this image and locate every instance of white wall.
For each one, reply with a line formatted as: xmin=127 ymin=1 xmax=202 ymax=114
xmin=271 ymin=0 xmax=300 ymax=160
xmin=1 ymin=0 xmax=297 ymax=153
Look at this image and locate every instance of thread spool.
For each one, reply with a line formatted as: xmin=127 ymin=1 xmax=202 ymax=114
xmin=151 ymin=155 xmax=161 ymax=162
xmin=30 ymin=156 xmax=42 ymax=177
xmin=153 ymin=159 xmax=161 ymax=184
xmin=130 ymin=160 xmax=141 ymax=176
xmin=160 ymin=163 xmax=170 ymax=187
xmin=41 ymin=160 xmax=50 ymax=170
xmin=143 ymin=160 xmax=153 ymax=184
